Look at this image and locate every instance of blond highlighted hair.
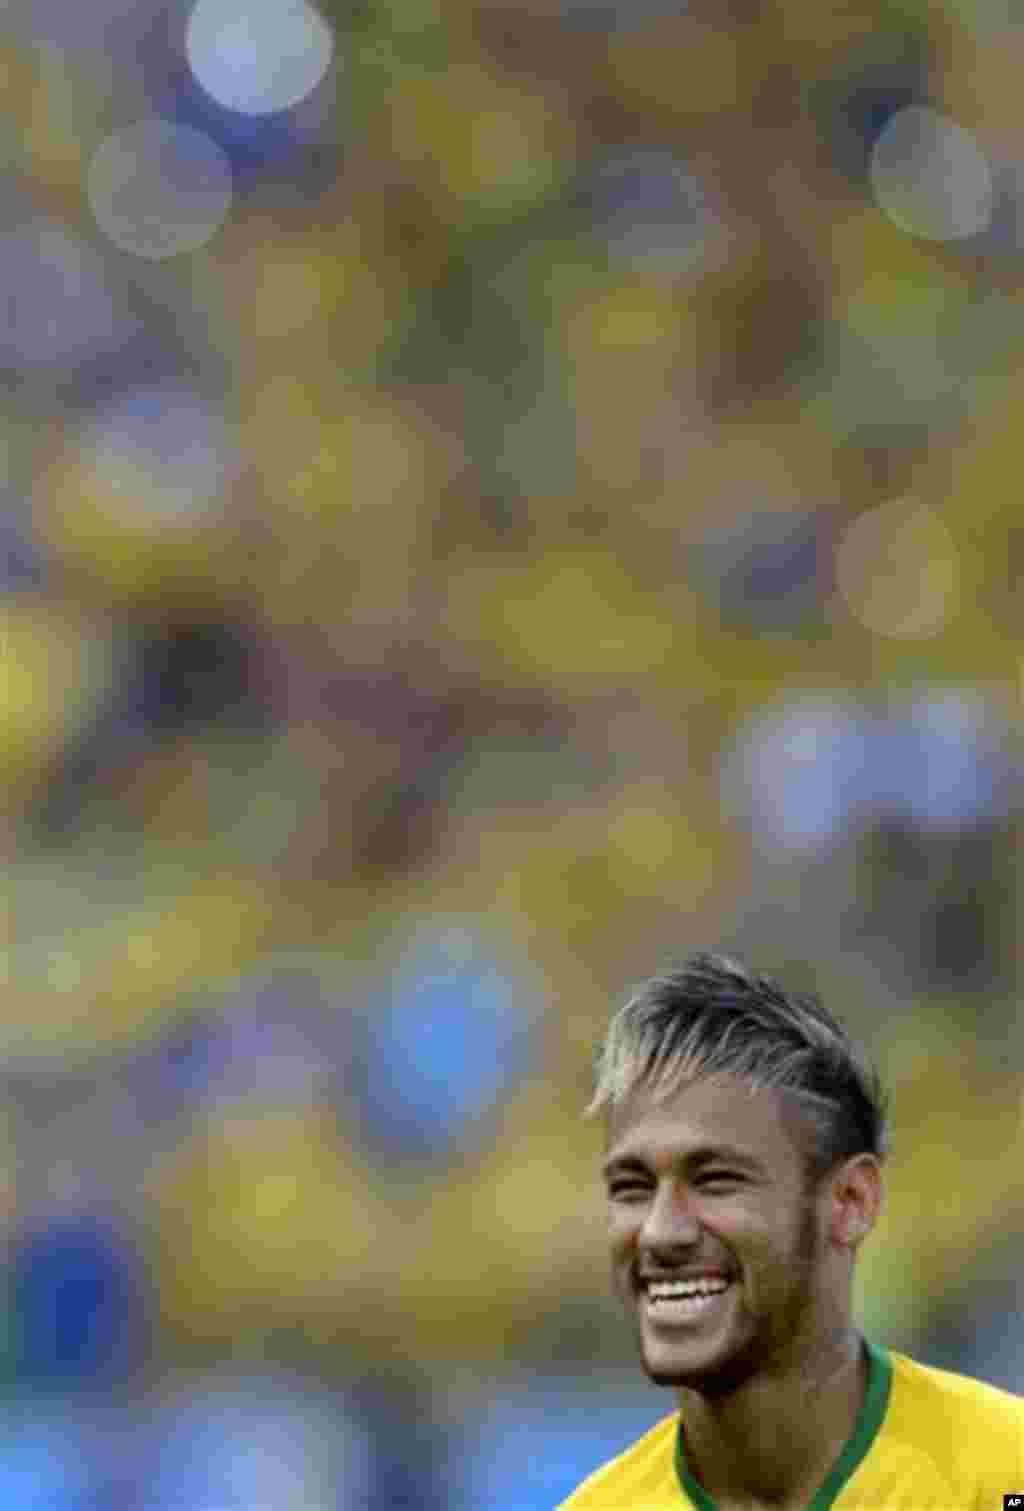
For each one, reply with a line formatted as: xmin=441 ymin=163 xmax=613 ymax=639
xmin=587 ymin=952 xmax=890 ymax=1181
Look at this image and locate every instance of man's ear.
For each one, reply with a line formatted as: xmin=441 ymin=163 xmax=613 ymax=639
xmin=827 ymin=1153 xmax=883 ymax=1251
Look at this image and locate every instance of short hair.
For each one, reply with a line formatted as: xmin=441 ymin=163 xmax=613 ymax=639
xmin=585 ymin=951 xmax=891 ymax=1183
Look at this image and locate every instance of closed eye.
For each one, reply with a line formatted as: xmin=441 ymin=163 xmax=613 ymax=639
xmin=607 ymin=1171 xmax=745 ymax=1198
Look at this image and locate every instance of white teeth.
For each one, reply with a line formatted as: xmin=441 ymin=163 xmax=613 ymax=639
xmin=647 ymin=1279 xmax=730 ymax=1300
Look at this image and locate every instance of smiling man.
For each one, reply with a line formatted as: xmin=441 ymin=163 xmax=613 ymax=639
xmin=558 ymin=952 xmax=1024 ymax=1510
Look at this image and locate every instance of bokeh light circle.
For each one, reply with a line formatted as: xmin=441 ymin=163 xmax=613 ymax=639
xmin=185 ymin=0 xmax=334 ymax=116
xmin=78 ymin=385 xmax=233 ymax=528
xmin=87 ymin=120 xmax=233 ymax=259
xmin=719 ymin=698 xmax=874 ymax=857
xmin=868 ymin=105 xmax=993 ymax=242
xmin=834 ymin=499 xmax=959 ymax=639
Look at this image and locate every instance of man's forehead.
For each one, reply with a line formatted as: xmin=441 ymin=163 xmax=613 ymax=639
xmin=604 ymin=1072 xmax=798 ymax=1158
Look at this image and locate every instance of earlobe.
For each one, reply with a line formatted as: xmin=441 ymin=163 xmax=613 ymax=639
xmin=832 ymin=1203 xmax=861 ymax=1247
xmin=831 ymin=1175 xmax=874 ymax=1248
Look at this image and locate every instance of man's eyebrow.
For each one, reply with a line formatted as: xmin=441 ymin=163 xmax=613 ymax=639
xmin=601 ymin=1145 xmax=767 ymax=1180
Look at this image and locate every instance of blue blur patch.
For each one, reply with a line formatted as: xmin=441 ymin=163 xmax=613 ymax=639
xmin=720 ymin=701 xmax=877 ymax=855
xmin=151 ymin=52 xmax=339 ymax=200
xmin=803 ymin=35 xmax=930 ymax=188
xmin=0 ymin=1410 xmax=94 ymax=1511
xmin=688 ymin=510 xmax=825 ymax=634
xmin=118 ymin=1009 xmax=227 ymax=1130
xmin=11 ymin=1215 xmax=150 ymax=1388
xmin=455 ymin=1376 xmax=671 ymax=1510
xmin=0 ymin=221 xmax=124 ymax=373
xmin=880 ymin=692 xmax=1019 ymax=829
xmin=0 ymin=508 xmax=48 ymax=591
xmin=341 ymin=924 xmax=539 ymax=1171
xmin=147 ymin=1377 xmax=371 ymax=1509
xmin=573 ymin=148 xmax=713 ymax=269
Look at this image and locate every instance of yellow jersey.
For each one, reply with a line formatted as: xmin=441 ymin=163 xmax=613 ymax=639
xmin=557 ymin=1339 xmax=1024 ymax=1509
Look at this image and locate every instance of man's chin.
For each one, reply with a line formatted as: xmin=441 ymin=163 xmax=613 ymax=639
xmin=638 ymin=1333 xmax=761 ymax=1397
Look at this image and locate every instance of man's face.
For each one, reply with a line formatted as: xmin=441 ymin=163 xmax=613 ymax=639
xmin=604 ymin=1072 xmax=835 ymax=1395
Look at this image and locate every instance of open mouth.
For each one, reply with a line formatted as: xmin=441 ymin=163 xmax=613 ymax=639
xmin=640 ymin=1279 xmax=735 ymax=1327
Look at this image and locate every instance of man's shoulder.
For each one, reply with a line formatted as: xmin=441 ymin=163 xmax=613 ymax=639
xmin=556 ymin=1410 xmax=683 ymax=1510
xmin=884 ymin=1347 xmax=1024 ymax=1476
xmin=889 ymin=1347 xmax=1023 ymax=1420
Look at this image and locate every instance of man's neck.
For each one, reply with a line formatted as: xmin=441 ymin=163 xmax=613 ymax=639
xmin=678 ymin=1329 xmax=868 ymax=1510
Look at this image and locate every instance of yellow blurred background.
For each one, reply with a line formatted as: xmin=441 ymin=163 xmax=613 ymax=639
xmin=2 ymin=0 xmax=1022 ymax=1503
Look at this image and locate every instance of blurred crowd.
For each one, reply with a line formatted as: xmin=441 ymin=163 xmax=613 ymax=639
xmin=3 ymin=0 xmax=1024 ymax=1504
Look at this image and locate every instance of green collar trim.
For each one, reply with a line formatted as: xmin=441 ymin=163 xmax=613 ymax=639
xmin=674 ymin=1336 xmax=893 ymax=1510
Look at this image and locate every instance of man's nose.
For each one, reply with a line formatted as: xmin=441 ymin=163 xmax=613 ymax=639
xmin=640 ymin=1183 xmax=701 ymax=1247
